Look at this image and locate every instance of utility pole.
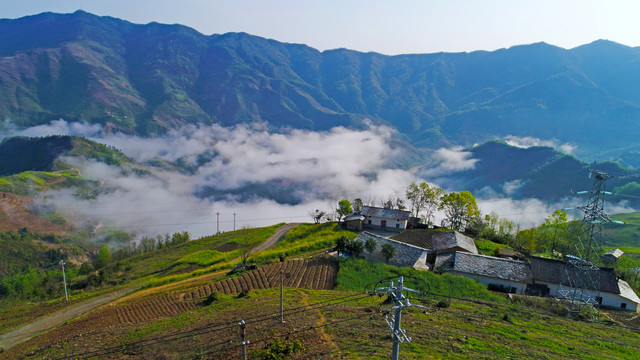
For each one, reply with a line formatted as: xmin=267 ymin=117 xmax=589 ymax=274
xmin=239 ymin=320 xmax=248 ymax=360
xmin=279 ymin=271 xmax=290 ymax=323
xmin=234 ymin=213 xmax=236 ymax=231
xmin=60 ymin=260 xmax=68 ymax=301
xmin=216 ymin=212 xmax=220 ymax=235
xmin=373 ymin=276 xmax=431 ymax=360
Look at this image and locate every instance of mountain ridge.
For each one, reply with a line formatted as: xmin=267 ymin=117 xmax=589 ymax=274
xmin=2 ymin=12 xmax=640 ymax=158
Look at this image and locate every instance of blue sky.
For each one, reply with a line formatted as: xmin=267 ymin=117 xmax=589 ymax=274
xmin=2 ymin=0 xmax=640 ymax=55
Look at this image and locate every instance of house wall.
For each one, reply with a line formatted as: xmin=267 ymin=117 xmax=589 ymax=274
xmin=358 ymin=232 xmax=428 ymax=268
xmin=345 ymin=220 xmax=362 ymax=231
xmin=451 ymin=271 xmax=527 ymax=294
xmin=536 ymin=281 xmax=638 ymax=312
xmin=364 ymin=215 xmax=407 ymax=230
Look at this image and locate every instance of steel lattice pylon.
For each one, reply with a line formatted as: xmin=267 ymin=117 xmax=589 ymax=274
xmin=558 ymin=169 xmax=614 ymax=314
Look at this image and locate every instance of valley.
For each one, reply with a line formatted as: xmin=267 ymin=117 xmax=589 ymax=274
xmin=2 ymin=8 xmax=640 ymax=359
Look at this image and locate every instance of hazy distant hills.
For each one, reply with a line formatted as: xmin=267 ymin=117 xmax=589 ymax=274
xmin=2 ymin=11 xmax=640 ymax=158
xmin=427 ymin=141 xmax=640 ymax=203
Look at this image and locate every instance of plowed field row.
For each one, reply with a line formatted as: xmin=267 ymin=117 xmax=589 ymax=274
xmin=115 ymin=293 xmax=198 ymax=324
xmin=183 ymin=258 xmax=337 ymax=300
xmin=111 ymin=258 xmax=336 ymax=325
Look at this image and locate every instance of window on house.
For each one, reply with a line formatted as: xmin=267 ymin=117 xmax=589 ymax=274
xmin=367 ymin=220 xmax=371 ymax=225
xmin=396 ymin=223 xmax=400 ymax=229
xmin=621 ymin=303 xmax=627 ymax=309
xmin=596 ymin=296 xmax=603 ymax=305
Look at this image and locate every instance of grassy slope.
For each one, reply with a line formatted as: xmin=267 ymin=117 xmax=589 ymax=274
xmin=603 ymin=212 xmax=640 ymax=255
xmin=6 ymin=258 xmax=640 ymax=359
xmin=3 ymin=223 xmax=640 ymax=359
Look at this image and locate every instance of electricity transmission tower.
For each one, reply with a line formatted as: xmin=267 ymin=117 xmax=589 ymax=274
xmin=372 ymin=276 xmax=431 ymax=360
xmin=558 ymin=169 xmax=621 ymax=314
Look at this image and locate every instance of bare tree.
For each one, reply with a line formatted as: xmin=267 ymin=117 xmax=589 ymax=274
xmin=309 ymin=209 xmax=326 ymax=224
xmin=240 ymin=227 xmax=255 ymax=265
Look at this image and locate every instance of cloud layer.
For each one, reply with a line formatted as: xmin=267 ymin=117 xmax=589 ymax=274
xmin=4 ymin=120 xmax=630 ymax=240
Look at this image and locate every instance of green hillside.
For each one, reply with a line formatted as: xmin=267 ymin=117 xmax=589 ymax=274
xmin=3 ymin=13 xmax=640 ymax=157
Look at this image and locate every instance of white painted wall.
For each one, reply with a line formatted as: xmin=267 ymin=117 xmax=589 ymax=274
xmin=535 ymin=281 xmax=638 ymax=312
xmin=364 ymin=215 xmax=407 ymax=230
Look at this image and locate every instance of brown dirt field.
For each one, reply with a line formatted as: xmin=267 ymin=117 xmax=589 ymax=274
xmin=0 ymin=192 xmax=68 ymax=234
xmin=215 ymin=242 xmax=241 ymax=252
xmin=185 ymin=258 xmax=338 ymax=299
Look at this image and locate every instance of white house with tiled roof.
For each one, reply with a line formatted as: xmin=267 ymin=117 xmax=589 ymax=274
xmin=349 ymin=206 xmax=411 ymax=231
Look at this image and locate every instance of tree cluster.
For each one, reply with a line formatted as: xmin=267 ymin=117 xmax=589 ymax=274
xmin=333 ymin=236 xmax=364 ymax=257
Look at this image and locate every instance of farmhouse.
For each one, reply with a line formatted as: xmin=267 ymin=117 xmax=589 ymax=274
xmin=432 ymin=231 xmax=478 ymax=255
xmin=434 ymin=253 xmax=640 ymax=311
xmin=434 ymin=251 xmax=531 ymax=294
xmin=528 ymin=256 xmax=640 ymax=311
xmin=345 ymin=206 xmax=411 ymax=232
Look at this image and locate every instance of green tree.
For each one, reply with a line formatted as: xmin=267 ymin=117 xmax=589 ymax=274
xmin=364 ymin=238 xmax=377 ymax=255
xmin=337 ymin=199 xmax=353 ymax=222
xmin=439 ymin=191 xmax=480 ymax=231
xmin=514 ymin=228 xmax=538 ymax=255
xmin=540 ymin=210 xmax=568 ymax=253
xmin=93 ymin=246 xmax=111 ymax=269
xmin=334 ymin=236 xmax=349 ymax=257
xmin=406 ymin=182 xmax=443 ymax=225
xmin=346 ymin=239 xmax=364 ymax=257
xmin=406 ymin=182 xmax=425 ymax=218
xmin=380 ymin=243 xmax=396 ymax=264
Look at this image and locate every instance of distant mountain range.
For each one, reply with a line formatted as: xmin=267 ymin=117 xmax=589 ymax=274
xmin=3 ymin=11 xmax=640 ymax=159
xmin=427 ymin=141 xmax=640 ymax=203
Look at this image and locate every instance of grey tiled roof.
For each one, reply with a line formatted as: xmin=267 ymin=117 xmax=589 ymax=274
xmin=344 ymin=214 xmax=365 ymax=222
xmin=435 ymin=251 xmax=532 ymax=283
xmin=360 ymin=206 xmax=410 ymax=221
xmin=432 ymin=232 xmax=478 ymax=254
xmin=529 ymin=256 xmax=619 ymax=293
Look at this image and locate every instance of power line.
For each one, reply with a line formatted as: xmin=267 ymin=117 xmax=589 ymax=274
xmin=55 ymin=292 xmax=369 ymax=360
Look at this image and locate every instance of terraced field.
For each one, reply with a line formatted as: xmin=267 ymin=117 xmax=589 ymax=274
xmin=108 ymin=258 xmax=337 ymax=326
xmin=115 ymin=293 xmax=199 ymax=324
xmin=184 ymin=257 xmax=337 ymax=300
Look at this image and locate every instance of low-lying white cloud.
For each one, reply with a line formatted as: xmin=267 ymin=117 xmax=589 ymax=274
xmin=420 ymin=146 xmax=478 ymax=177
xmin=14 ymin=120 xmax=421 ymax=238
xmin=504 ymin=135 xmax=576 ymax=154
xmin=4 ymin=120 xmax=634 ymax=241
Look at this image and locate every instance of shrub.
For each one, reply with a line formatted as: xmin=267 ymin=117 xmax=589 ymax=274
xmin=203 ymin=292 xmax=219 ymax=305
xmin=502 ymin=312 xmax=512 ymax=322
xmin=237 ymin=289 xmax=251 ymax=298
xmin=436 ymin=299 xmax=451 ymax=308
xmin=252 ymin=337 xmax=304 ymax=360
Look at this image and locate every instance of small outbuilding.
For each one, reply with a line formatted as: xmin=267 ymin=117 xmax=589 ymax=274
xmin=603 ymin=248 xmax=624 ymax=262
